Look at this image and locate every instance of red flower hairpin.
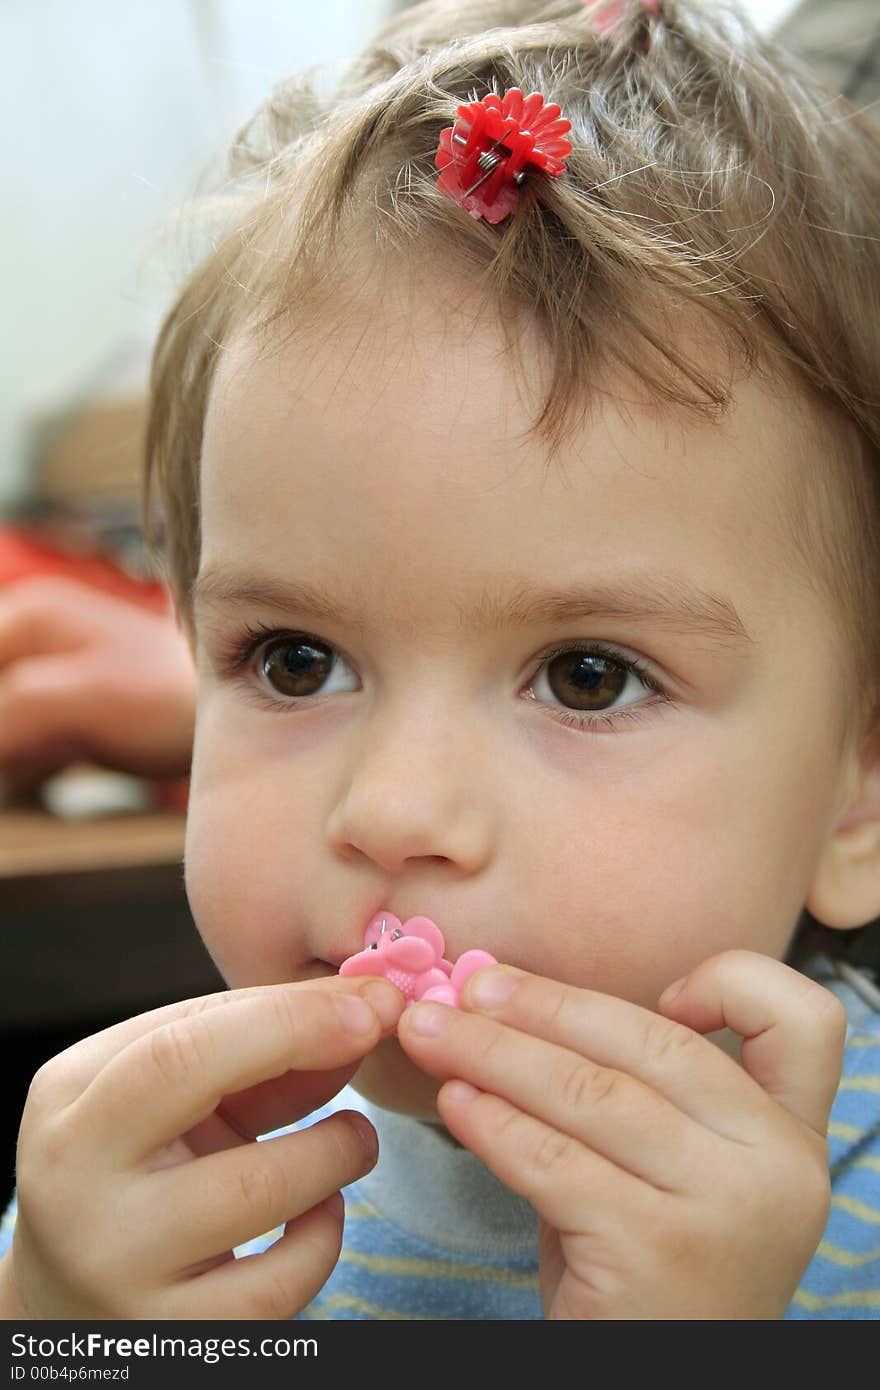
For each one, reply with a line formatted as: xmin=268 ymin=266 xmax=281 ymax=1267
xmin=434 ymin=87 xmax=572 ymax=225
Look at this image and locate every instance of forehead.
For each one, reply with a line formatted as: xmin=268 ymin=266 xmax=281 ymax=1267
xmin=199 ymin=283 xmax=812 ymax=628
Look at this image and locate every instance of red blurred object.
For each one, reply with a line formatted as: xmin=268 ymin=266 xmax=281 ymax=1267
xmin=0 ymin=524 xmax=189 ymax=813
xmin=0 ymin=524 xmax=170 ymax=614
xmin=435 ymin=88 xmax=572 ymax=225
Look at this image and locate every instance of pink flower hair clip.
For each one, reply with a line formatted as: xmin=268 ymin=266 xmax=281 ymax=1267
xmin=339 ymin=912 xmax=497 ymax=1008
xmin=434 ymin=87 xmax=572 ymax=225
xmin=584 ymin=0 xmax=661 ymax=51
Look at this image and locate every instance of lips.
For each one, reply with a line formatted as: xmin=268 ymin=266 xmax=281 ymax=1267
xmin=319 ymin=908 xmax=405 ymax=970
xmin=324 ymin=907 xmax=479 ymax=972
xmin=337 ymin=910 xmax=498 ymax=1007
xmin=363 ymin=909 xmax=402 ymax=940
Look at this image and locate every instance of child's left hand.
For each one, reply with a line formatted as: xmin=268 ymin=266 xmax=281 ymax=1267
xmin=397 ymin=949 xmax=846 ymax=1319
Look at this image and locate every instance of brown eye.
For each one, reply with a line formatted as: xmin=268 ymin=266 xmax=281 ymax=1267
xmin=260 ymin=637 xmax=334 ymax=697
xmin=544 ymin=650 xmax=629 ymax=713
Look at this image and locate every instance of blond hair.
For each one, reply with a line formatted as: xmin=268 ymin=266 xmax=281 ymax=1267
xmin=143 ymin=0 xmax=880 ymax=737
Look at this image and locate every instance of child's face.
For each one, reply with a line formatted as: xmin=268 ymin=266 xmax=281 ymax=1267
xmin=184 ymin=281 xmax=855 ymax=1118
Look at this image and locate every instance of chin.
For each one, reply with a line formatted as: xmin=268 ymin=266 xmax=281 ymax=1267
xmin=350 ymin=1036 xmax=443 ymax=1121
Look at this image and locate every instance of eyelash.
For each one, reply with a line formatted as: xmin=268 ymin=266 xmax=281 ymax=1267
xmin=216 ymin=622 xmax=671 ymax=735
xmin=533 ymin=641 xmax=669 ymax=733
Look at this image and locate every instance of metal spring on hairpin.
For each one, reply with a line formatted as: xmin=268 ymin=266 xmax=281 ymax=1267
xmin=434 ymin=88 xmax=572 ymax=224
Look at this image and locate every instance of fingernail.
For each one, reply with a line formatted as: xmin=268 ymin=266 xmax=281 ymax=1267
xmin=406 ymin=1002 xmax=452 ymax=1036
xmin=345 ymin=1110 xmax=378 ymax=1157
xmin=467 ymin=967 xmax=517 ymax=1011
xmin=658 ymin=976 xmax=686 ymax=1008
xmin=444 ymin=1080 xmax=479 ymax=1105
xmin=359 ymin=980 xmax=404 ymax=1030
xmin=334 ymin=993 xmax=376 ymax=1034
xmin=323 ymin=1191 xmax=344 ymax=1220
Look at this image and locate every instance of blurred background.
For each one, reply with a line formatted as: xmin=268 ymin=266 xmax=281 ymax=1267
xmin=1 ymin=0 xmax=877 ymax=1201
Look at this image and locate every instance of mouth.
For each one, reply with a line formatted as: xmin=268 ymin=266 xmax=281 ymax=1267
xmin=298 ymin=958 xmax=345 ymax=982
xmin=308 ymin=904 xmax=503 ymax=1018
xmin=319 ymin=908 xmax=406 ymax=973
xmin=317 ymin=953 xmax=354 ymax=973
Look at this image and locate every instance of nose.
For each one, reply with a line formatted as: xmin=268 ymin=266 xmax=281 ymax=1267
xmin=325 ymin=702 xmax=494 ymax=876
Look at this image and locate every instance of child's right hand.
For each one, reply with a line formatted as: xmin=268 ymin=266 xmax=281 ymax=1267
xmin=0 ymin=976 xmax=403 ymax=1319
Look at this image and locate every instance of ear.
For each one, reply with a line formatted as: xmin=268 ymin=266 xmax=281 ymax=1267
xmin=806 ymin=732 xmax=880 ymax=930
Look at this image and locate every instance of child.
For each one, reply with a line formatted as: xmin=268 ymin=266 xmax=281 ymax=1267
xmin=2 ymin=0 xmax=879 ymax=1319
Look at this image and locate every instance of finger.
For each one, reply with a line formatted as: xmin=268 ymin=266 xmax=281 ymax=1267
xmin=155 ymin=1058 xmax=363 ymax=1158
xmin=437 ymin=1081 xmax=654 ymax=1235
xmin=35 ymin=976 xmax=389 ymax=1107
xmin=0 ymin=581 xmax=84 ymax=667
xmin=178 ymin=1190 xmax=345 ymax=1320
xmin=36 ymin=977 xmax=366 ymax=1162
xmin=398 ymin=1003 xmax=719 ymax=1191
xmin=33 ymin=987 xmax=268 ymax=1110
xmin=657 ymin=949 xmax=848 ymax=1135
xmin=456 ymin=965 xmax=768 ymax=1142
xmin=143 ymin=1111 xmax=377 ymax=1271
xmin=181 ymin=1008 xmax=379 ymax=1153
xmin=73 ymin=979 xmax=404 ymax=1161
xmin=199 ymin=1060 xmax=363 ymax=1149
xmin=0 ymin=655 xmax=91 ymax=764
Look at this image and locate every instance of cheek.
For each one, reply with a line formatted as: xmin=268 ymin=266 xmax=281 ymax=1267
xmin=184 ymin=799 xmax=284 ymax=984
xmin=184 ymin=718 xmax=316 ymax=984
xmin=519 ymin=723 xmax=828 ymax=1009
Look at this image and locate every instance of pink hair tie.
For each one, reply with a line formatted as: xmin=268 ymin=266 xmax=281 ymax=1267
xmin=339 ymin=913 xmax=497 ymax=1008
xmin=585 ymin=0 xmax=660 ymax=48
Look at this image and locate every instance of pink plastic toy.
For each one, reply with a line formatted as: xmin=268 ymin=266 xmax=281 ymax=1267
xmin=339 ymin=912 xmax=497 ymax=1008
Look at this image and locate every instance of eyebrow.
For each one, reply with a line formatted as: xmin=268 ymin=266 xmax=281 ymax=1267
xmin=193 ymin=564 xmax=756 ymax=649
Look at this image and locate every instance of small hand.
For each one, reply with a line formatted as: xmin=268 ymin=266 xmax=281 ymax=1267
xmin=397 ymin=949 xmax=846 ymax=1319
xmin=0 ymin=576 xmax=196 ymax=792
xmin=2 ymin=975 xmax=404 ymax=1318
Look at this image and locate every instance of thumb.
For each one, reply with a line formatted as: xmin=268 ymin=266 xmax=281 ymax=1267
xmin=218 ymin=1061 xmax=365 ymax=1141
xmin=658 ymin=948 xmax=847 ymax=1136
